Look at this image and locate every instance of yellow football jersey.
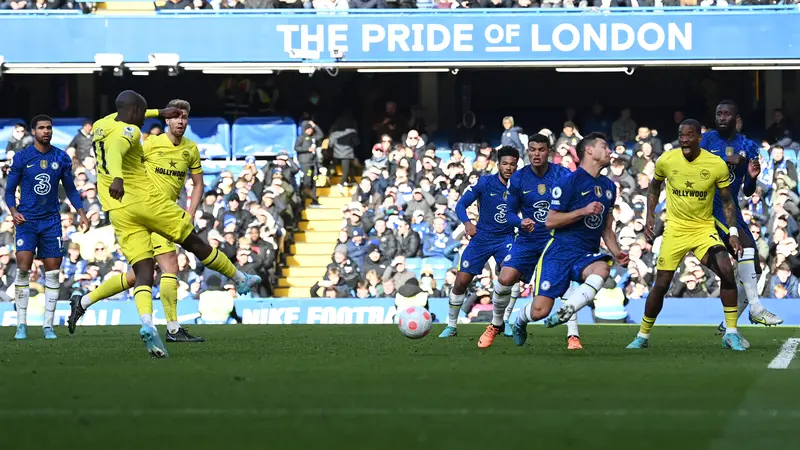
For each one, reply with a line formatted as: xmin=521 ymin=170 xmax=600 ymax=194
xmin=92 ymin=113 xmax=153 ymax=211
xmin=143 ymin=133 xmax=202 ymax=202
xmin=654 ymin=149 xmax=730 ymax=231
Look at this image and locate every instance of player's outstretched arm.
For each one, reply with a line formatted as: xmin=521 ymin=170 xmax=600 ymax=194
xmin=720 ymin=186 xmax=743 ymax=258
xmin=644 ymin=177 xmax=663 ymax=243
xmin=602 ymin=211 xmax=629 ymax=266
xmin=455 ymin=182 xmax=479 ymax=237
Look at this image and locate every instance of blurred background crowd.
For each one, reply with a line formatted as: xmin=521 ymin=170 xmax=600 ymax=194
xmin=1 ymin=0 xmax=791 ymax=12
xmin=1 ymin=98 xmax=799 ymax=312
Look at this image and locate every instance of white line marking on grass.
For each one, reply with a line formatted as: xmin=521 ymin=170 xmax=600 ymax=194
xmin=768 ymin=338 xmax=800 ymax=370
xmin=2 ymin=408 xmax=800 ymax=419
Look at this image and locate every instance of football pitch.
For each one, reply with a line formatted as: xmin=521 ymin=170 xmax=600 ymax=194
xmin=3 ymin=325 xmax=799 ymax=450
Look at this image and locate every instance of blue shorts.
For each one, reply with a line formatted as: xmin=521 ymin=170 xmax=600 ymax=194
xmin=15 ymin=215 xmax=64 ymax=259
xmin=534 ymin=244 xmax=612 ymax=299
xmin=458 ymin=235 xmax=514 ymax=276
xmin=714 ymin=211 xmax=757 ymax=253
xmin=501 ymin=238 xmax=547 ymax=284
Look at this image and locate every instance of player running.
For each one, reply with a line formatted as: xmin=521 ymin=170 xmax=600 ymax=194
xmin=479 ymin=134 xmax=570 ymax=349
xmin=701 ymin=100 xmax=782 ymax=334
xmin=439 ymin=146 xmax=519 ymax=339
xmin=86 ymin=91 xmax=259 ymax=358
xmin=512 ymin=133 xmax=628 ymax=346
xmin=627 ymin=119 xmax=747 ymax=351
xmin=68 ymin=99 xmax=206 ymax=343
xmin=5 ymin=115 xmax=89 ymax=340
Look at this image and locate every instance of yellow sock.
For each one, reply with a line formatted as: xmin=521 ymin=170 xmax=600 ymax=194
xmin=639 ymin=315 xmax=656 ymax=337
xmin=724 ymin=306 xmax=738 ymax=331
xmin=201 ymin=247 xmax=237 ymax=279
xmin=88 ymin=272 xmax=130 ymax=304
xmin=133 ymin=286 xmax=153 ymax=317
xmin=159 ymin=274 xmax=178 ymax=324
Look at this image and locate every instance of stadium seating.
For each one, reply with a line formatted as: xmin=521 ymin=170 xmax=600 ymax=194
xmin=167 ymin=117 xmax=231 ymax=160
xmin=232 ymin=117 xmax=297 ymax=159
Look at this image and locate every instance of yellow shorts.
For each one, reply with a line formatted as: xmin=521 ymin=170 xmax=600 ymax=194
xmin=151 ymin=232 xmax=177 ymax=258
xmin=108 ymin=195 xmax=193 ymax=265
xmin=656 ymin=226 xmax=724 ymax=271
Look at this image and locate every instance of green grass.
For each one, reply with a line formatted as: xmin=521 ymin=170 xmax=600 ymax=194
xmin=2 ymin=324 xmax=799 ymax=450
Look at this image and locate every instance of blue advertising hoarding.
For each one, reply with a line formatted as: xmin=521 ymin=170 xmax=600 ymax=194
xmin=2 ymin=297 xmax=799 ymax=327
xmin=0 ymin=8 xmax=799 ymax=65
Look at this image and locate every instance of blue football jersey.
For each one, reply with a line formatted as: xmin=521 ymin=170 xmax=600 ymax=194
xmin=456 ymin=173 xmax=515 ymax=238
xmin=4 ymin=145 xmax=82 ymax=221
xmin=506 ymin=163 xmax=570 ymax=244
xmin=549 ymin=167 xmax=616 ymax=253
xmin=700 ymin=131 xmax=759 ymax=217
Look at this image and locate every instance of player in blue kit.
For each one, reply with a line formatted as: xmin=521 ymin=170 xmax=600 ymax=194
xmin=439 ymin=146 xmax=520 ymax=339
xmin=512 ymin=133 xmax=628 ymax=347
xmin=4 ymin=115 xmax=89 ymax=340
xmin=479 ymin=134 xmax=570 ymax=349
xmin=701 ymin=100 xmax=782 ymax=332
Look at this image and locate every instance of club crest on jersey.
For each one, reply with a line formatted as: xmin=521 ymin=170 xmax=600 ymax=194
xmin=538 ymin=184 xmax=546 ymax=195
xmin=462 ymin=260 xmax=470 ymax=269
xmin=16 ymin=239 xmax=23 ymax=247
xmin=699 ymin=169 xmax=711 ymax=180
xmin=503 ymin=254 xmax=511 ymax=263
xmin=40 ymin=160 xmax=48 ymax=169
xmin=182 ymin=151 xmax=190 ymax=160
xmin=605 ymin=190 xmax=613 ymax=200
xmin=541 ymin=280 xmax=551 ymax=291
xmin=50 ymin=161 xmax=59 ymax=171
xmin=725 ymin=147 xmax=734 ymax=156
xmin=594 ymin=186 xmax=602 ymax=198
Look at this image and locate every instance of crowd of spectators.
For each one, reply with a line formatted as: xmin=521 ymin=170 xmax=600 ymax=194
xmin=0 ymin=0 xmax=792 ymax=11
xmin=2 ymin=120 xmax=298 ymax=306
xmin=313 ymin=100 xmax=800 ymax=312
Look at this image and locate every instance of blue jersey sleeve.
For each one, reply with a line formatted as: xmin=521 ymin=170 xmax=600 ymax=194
xmin=549 ymin=174 xmax=575 ymax=212
xmin=456 ymin=178 xmax=482 ymax=224
xmin=505 ymin=173 xmax=522 ymax=228
xmin=742 ymin=139 xmax=760 ymax=197
xmin=60 ymin=155 xmax=83 ymax=211
xmin=699 ymin=133 xmax=710 ymax=149
xmin=4 ymin=154 xmax=22 ymax=211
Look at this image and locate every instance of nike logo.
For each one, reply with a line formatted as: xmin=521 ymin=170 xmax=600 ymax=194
xmin=26 ymin=164 xmax=34 ymax=168
xmin=581 ymin=191 xmax=591 ymax=196
xmin=523 ymin=190 xmax=533 ymax=194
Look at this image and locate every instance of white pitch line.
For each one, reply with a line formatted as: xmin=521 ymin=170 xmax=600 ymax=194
xmin=768 ymin=338 xmax=800 ymax=370
xmin=1 ymin=408 xmax=800 ymax=419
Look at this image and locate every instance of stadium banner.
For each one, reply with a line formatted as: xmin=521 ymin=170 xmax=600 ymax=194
xmin=0 ymin=9 xmax=799 ymax=64
xmin=1 ymin=297 xmax=799 ymax=327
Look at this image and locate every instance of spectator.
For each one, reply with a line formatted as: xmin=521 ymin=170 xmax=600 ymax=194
xmin=382 ymin=255 xmax=416 ymax=287
xmin=422 ymin=217 xmax=460 ymax=260
xmin=329 ymin=112 xmax=360 ymax=192
xmin=612 ymin=108 xmax=637 ymax=143
xmin=769 ymin=263 xmax=799 ymax=298
xmin=5 ymin=123 xmax=32 ymax=154
xmin=765 ymin=108 xmax=794 ymax=146
xmin=65 ymin=120 xmax=94 ymax=162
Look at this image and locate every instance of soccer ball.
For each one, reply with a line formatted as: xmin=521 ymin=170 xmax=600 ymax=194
xmin=397 ymin=306 xmax=433 ymax=339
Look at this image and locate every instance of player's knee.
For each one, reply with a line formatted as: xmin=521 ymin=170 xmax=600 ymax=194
xmin=497 ymin=271 xmax=517 ymax=287
xmin=494 ymin=280 xmax=513 ymax=296
xmin=44 ymin=270 xmax=59 ymax=289
xmin=531 ymin=298 xmax=554 ymax=320
xmin=15 ymin=269 xmax=30 ymax=285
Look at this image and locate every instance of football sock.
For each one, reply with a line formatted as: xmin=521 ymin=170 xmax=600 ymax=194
xmin=516 ymin=302 xmax=534 ymax=326
xmin=563 ymin=274 xmax=604 ymax=312
xmin=133 ymin=285 xmax=154 ymax=327
xmin=87 ymin=272 xmax=130 ymax=307
xmin=44 ymin=270 xmax=60 ymax=328
xmin=491 ymin=282 xmax=513 ymax=327
xmin=15 ymin=269 xmax=30 ymax=326
xmin=566 ymin=310 xmax=579 ymax=337
xmin=447 ymin=291 xmax=465 ymax=328
xmin=638 ymin=315 xmax=656 ymax=339
xmin=504 ymin=284 xmax=520 ymax=322
xmin=201 ymin=248 xmax=237 ymax=280
xmin=737 ymin=249 xmax=763 ymax=314
xmin=723 ymin=307 xmax=738 ymax=335
xmin=159 ymin=274 xmax=180 ymax=334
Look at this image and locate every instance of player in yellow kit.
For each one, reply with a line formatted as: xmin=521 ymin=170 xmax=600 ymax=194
xmin=627 ymin=119 xmax=747 ymax=351
xmin=68 ymin=99 xmax=206 ymax=343
xmin=71 ymin=91 xmax=260 ymax=358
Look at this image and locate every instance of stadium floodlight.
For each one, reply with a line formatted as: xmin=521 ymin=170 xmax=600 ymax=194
xmin=357 ymin=68 xmax=449 ymax=73
xmin=711 ymin=66 xmax=800 ymax=71
xmin=94 ymin=53 xmax=124 ymax=67
xmin=555 ymin=67 xmax=630 ymax=73
xmin=131 ymin=71 xmax=150 ymax=76
xmin=288 ymin=49 xmax=322 ymax=60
